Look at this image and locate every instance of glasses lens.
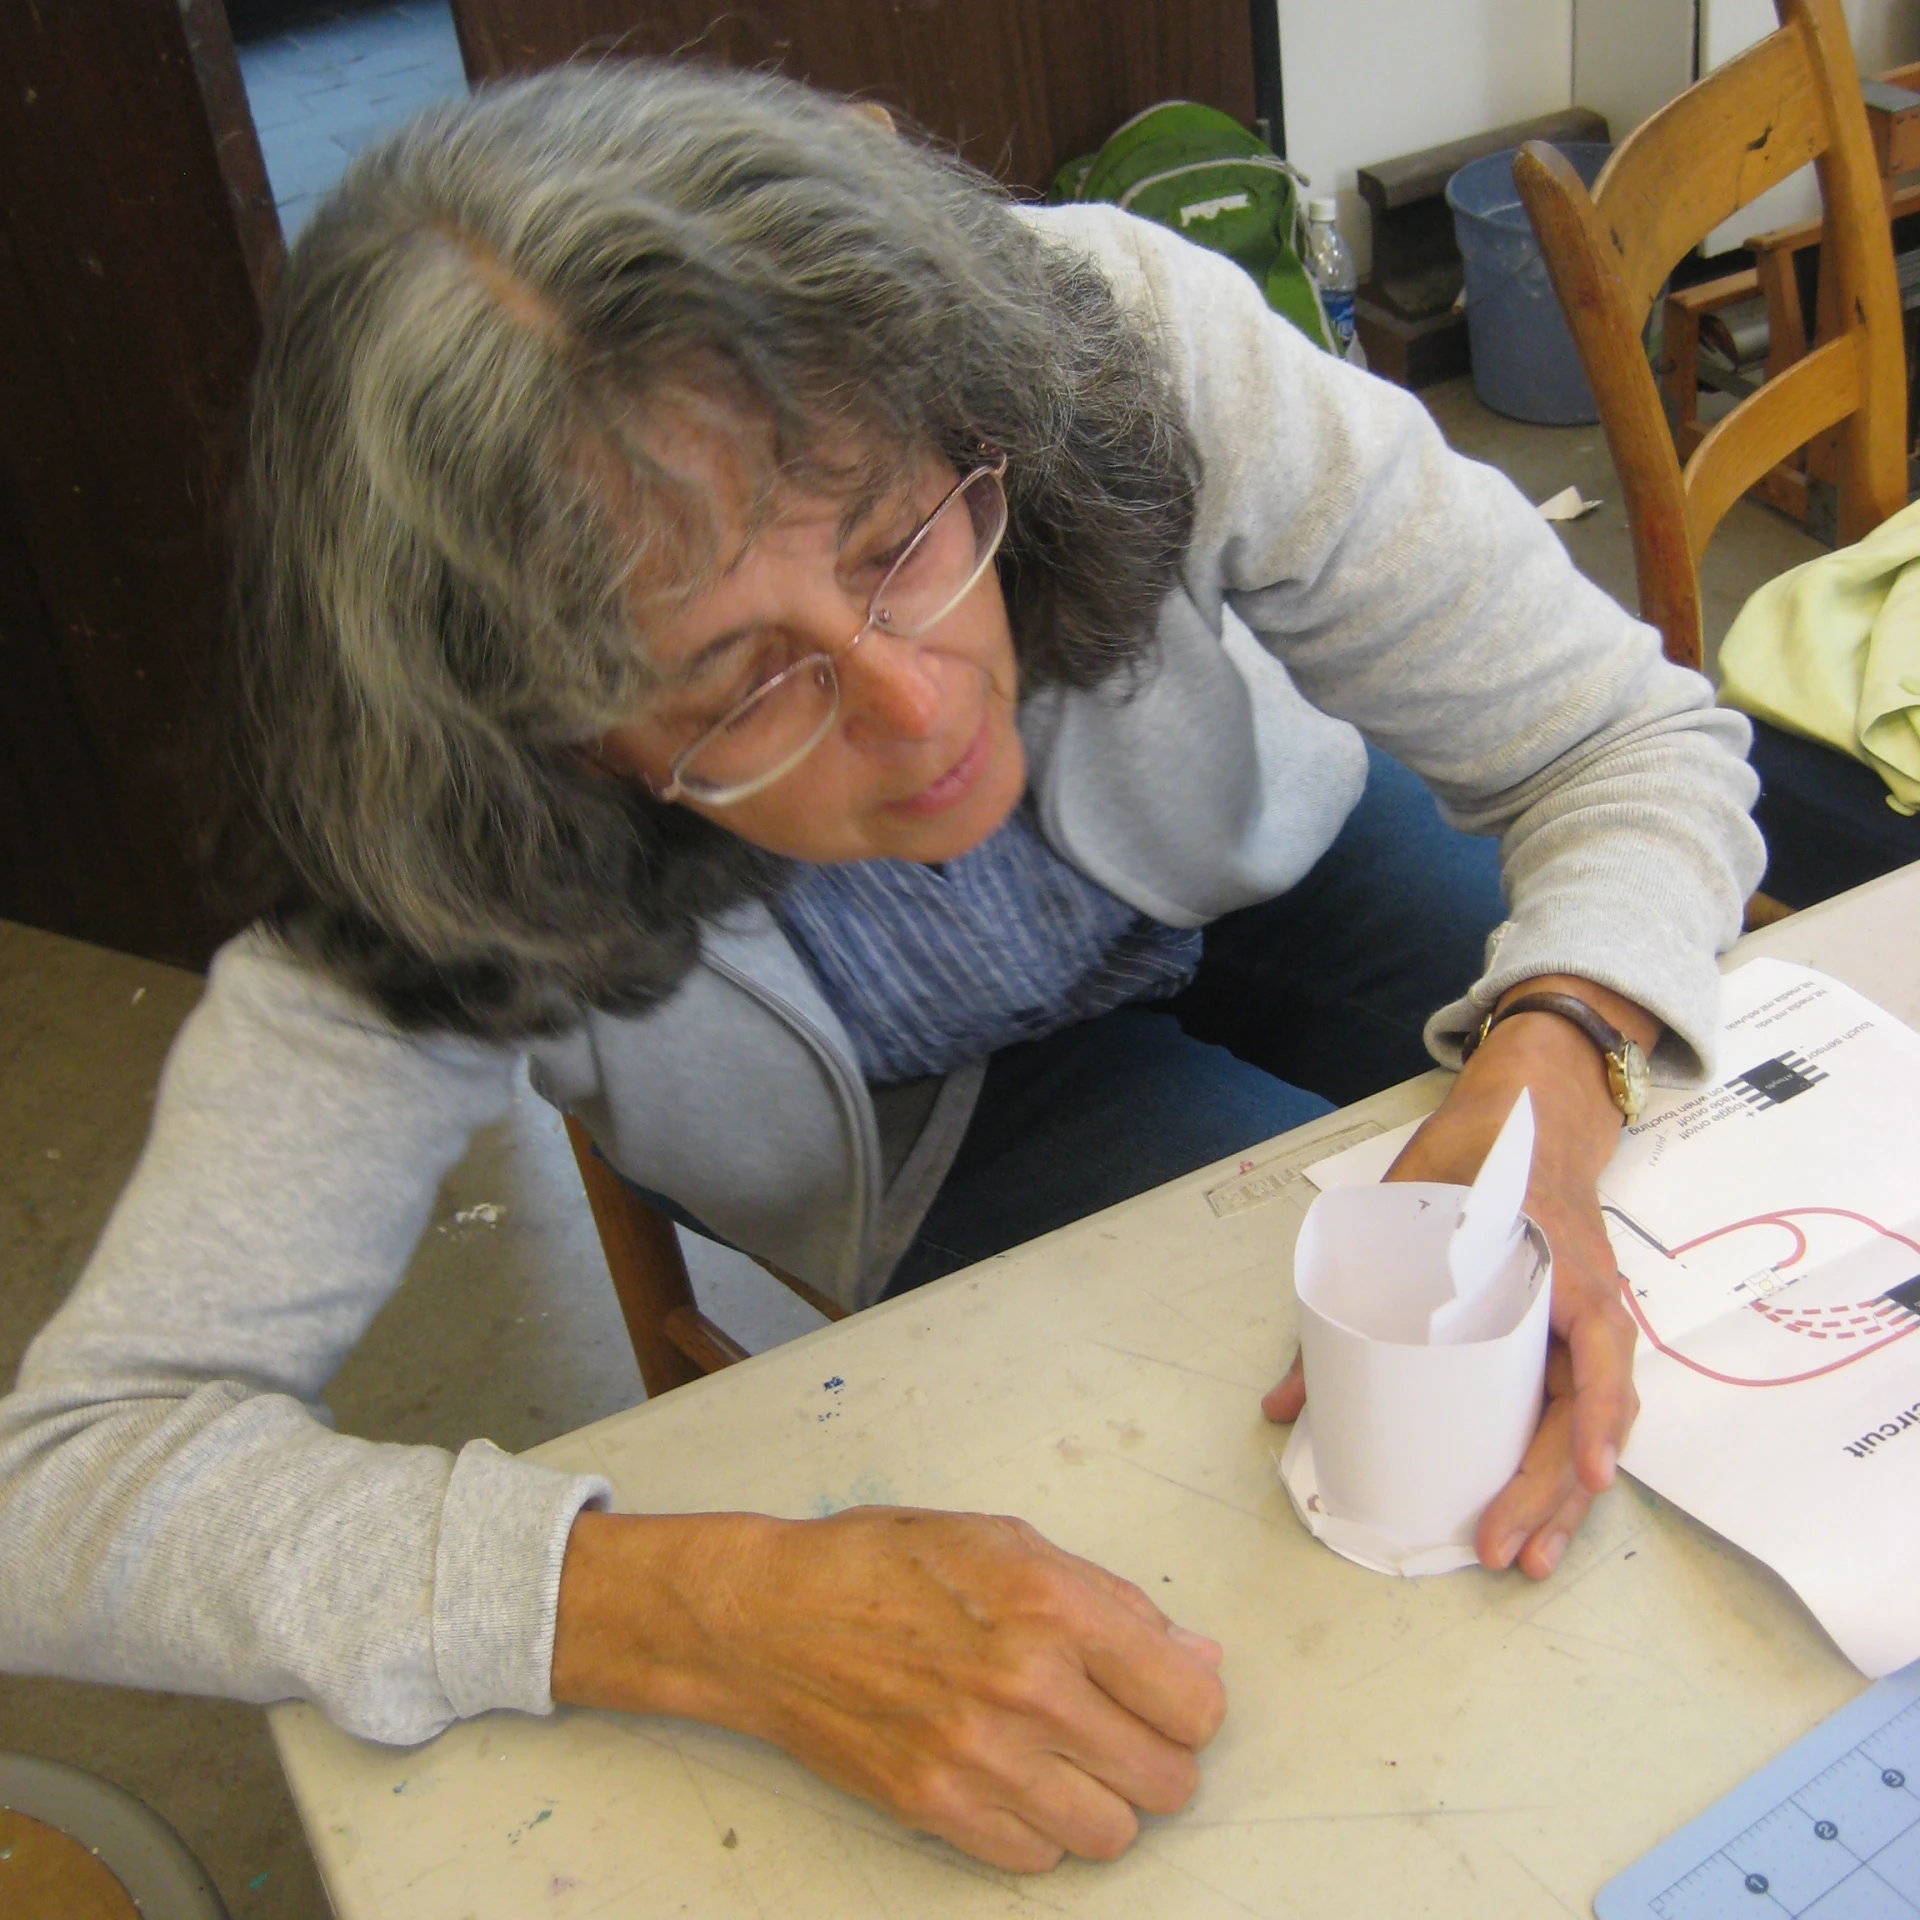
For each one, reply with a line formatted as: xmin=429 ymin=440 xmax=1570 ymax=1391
xmin=673 ymin=657 xmax=838 ymax=802
xmin=869 ymin=465 xmax=1008 ymax=638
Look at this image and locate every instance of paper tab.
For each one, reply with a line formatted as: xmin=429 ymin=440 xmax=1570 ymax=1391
xmin=1434 ymin=1088 xmax=1533 ymax=1343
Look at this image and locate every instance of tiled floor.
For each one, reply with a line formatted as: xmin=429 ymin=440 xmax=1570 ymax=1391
xmin=233 ymin=0 xmax=467 ymax=235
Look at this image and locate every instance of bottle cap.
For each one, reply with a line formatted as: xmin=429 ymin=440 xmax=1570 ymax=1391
xmin=1308 ymin=196 xmax=1339 ymax=223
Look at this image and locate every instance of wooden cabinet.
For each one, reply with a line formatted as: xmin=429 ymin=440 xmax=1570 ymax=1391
xmin=450 ymin=1 xmax=1257 ymax=192
xmin=0 ymin=0 xmax=278 ymax=968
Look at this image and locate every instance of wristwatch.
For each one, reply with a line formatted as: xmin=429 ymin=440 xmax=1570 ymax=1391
xmin=1461 ymin=990 xmax=1651 ymax=1124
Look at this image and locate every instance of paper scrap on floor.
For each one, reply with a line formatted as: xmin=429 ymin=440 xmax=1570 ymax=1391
xmin=1536 ymin=484 xmax=1602 ymax=521
xmin=1302 ymin=959 xmax=1920 ymax=1676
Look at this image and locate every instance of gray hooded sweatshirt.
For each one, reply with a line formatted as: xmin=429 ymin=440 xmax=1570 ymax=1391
xmin=0 ymin=207 xmax=1764 ymax=1746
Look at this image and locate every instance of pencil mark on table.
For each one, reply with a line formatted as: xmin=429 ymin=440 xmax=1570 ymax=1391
xmin=1139 ymin=1835 xmax=1267 ymax=1916
xmin=1181 ymin=1801 xmax=1553 ymax=1830
xmin=1501 ymin=1523 xmax=1647 ymax=1642
xmin=660 ymin=1731 xmax=1082 ymax=1912
xmin=1493 ymin=1837 xmax=1586 ymax=1918
xmin=1095 ymin=1447 xmax=1283 ymax=1524
xmin=1086 ymin=1339 xmax=1252 ymax=1390
xmin=1509 ymin=1615 xmax=1696 ymax=1692
xmin=667 ymin=1741 xmax=771 ymax=1920
xmin=1336 ymin=1618 xmax=1473 ymax=1692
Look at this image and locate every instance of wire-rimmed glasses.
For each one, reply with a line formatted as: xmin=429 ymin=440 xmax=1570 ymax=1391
xmin=653 ymin=453 xmax=1009 ymax=807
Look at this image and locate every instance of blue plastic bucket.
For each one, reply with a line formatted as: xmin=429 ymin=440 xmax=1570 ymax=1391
xmin=1445 ymin=141 xmax=1611 ymax=425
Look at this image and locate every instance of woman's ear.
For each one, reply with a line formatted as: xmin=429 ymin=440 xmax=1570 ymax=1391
xmin=568 ymin=735 xmax=667 ymax=800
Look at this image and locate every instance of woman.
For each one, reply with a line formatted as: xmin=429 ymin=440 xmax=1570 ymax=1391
xmin=0 ymin=65 xmax=1762 ymax=1872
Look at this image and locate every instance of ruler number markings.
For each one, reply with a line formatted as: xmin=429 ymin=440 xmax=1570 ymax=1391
xmin=1644 ymin=1700 xmax=1920 ymax=1917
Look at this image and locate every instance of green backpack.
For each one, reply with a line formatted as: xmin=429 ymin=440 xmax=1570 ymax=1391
xmin=1050 ymin=100 xmax=1336 ymax=355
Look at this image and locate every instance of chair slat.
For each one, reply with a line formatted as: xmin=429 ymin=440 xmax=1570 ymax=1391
xmin=1597 ymin=25 xmax=1827 ymax=321
xmin=664 ymin=1306 xmax=750 ymax=1372
xmin=1683 ymin=333 xmax=1861 ymax=558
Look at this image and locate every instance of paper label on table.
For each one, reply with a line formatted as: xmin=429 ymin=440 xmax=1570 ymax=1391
xmin=1280 ymin=1092 xmax=1552 ymax=1574
xmin=1596 ymin=961 xmax=1920 ymax=1677
xmin=1204 ymin=1118 xmax=1385 ymax=1218
xmin=1304 ymin=1121 xmax=1421 ymax=1192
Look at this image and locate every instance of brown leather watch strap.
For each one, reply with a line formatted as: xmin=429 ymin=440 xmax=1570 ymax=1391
xmin=1461 ymin=990 xmax=1629 ymax=1064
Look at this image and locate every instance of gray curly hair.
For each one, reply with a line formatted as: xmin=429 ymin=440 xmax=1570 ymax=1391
xmin=220 ymin=60 xmax=1199 ymax=1038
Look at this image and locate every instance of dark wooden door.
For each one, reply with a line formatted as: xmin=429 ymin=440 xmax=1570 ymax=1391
xmin=0 ymin=0 xmax=279 ymax=969
xmin=450 ymin=1 xmax=1257 ymax=192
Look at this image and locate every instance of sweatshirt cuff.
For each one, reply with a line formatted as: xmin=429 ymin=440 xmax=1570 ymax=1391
xmin=1424 ymin=916 xmax=1727 ymax=1086
xmin=431 ymin=1438 xmax=610 ymax=1720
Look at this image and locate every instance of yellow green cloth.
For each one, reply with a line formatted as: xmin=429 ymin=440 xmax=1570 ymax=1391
xmin=1718 ymin=497 xmax=1920 ymax=816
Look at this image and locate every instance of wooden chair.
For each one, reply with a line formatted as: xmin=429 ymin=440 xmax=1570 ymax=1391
xmin=1657 ymin=63 xmax=1920 ymax=533
xmin=1513 ymin=0 xmax=1908 ymax=677
xmin=565 ymin=1116 xmax=845 ymax=1398
xmin=1514 ymin=0 xmax=1920 ymax=914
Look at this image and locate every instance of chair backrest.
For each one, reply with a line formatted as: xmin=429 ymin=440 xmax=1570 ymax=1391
xmin=445 ymin=0 xmax=1257 ymax=196
xmin=1514 ymin=0 xmax=1907 ymax=670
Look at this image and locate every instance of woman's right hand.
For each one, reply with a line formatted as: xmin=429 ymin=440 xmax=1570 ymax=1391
xmin=549 ymin=1506 xmax=1227 ymax=1872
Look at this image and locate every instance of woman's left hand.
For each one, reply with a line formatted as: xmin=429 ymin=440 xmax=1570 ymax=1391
xmin=1262 ymin=976 xmax=1650 ymax=1579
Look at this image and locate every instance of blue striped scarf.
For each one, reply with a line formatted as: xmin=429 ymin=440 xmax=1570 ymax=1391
xmin=773 ymin=803 xmax=1202 ymax=1085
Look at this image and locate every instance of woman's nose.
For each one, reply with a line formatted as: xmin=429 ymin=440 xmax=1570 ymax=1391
xmin=839 ymin=629 xmax=945 ymax=742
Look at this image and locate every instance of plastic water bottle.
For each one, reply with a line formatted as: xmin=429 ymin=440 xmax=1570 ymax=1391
xmin=1305 ymin=196 xmax=1365 ymax=367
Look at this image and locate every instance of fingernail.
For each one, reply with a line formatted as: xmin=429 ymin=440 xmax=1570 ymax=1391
xmin=1492 ymin=1531 xmax=1526 ymax=1569
xmin=1597 ymin=1442 xmax=1618 ymax=1487
xmin=1537 ymin=1531 xmax=1568 ymax=1574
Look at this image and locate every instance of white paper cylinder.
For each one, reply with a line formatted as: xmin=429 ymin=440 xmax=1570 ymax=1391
xmin=1292 ymin=1183 xmax=1552 ymax=1559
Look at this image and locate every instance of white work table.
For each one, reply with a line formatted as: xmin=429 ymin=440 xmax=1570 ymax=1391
xmin=272 ymin=863 xmax=1920 ymax=1919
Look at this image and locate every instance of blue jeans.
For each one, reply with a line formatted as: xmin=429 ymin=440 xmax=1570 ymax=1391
xmin=882 ymin=748 xmax=1506 ymax=1295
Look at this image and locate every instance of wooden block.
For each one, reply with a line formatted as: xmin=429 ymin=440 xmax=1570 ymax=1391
xmin=1358 ymin=107 xmax=1609 ymax=306
xmin=1356 ymin=106 xmax=1609 ymax=214
xmin=1353 ymin=297 xmax=1470 ymax=390
xmin=1864 ymin=78 xmax=1920 ymax=180
xmin=1668 ymin=268 xmax=1763 ymax=316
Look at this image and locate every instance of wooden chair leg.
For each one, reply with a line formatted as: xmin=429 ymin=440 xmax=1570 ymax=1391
xmin=563 ymin=1114 xmax=742 ymax=1396
xmin=1753 ymin=242 xmax=1808 ymax=380
xmin=1659 ymin=291 xmax=1704 ymax=431
xmin=1744 ymin=888 xmax=1797 ymax=930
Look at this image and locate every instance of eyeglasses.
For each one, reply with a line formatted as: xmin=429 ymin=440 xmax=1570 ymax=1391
xmin=652 ymin=453 xmax=1009 ymax=807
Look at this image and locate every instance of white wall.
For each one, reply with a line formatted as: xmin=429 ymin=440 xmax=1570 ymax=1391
xmin=1277 ymin=0 xmax=1920 ymax=272
xmin=1571 ymin=0 xmax=1696 ymax=147
xmin=1699 ymin=0 xmax=1920 ymax=251
xmin=1276 ymin=0 xmax=1574 ymax=274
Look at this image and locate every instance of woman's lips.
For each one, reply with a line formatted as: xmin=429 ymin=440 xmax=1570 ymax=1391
xmin=886 ymin=710 xmax=994 ymax=817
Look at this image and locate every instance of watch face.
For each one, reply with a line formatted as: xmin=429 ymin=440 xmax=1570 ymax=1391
xmin=1612 ymin=1039 xmax=1651 ymax=1120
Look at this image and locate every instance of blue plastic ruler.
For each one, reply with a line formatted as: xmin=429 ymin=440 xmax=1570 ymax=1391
xmin=1597 ymin=1664 xmax=1920 ymax=1919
